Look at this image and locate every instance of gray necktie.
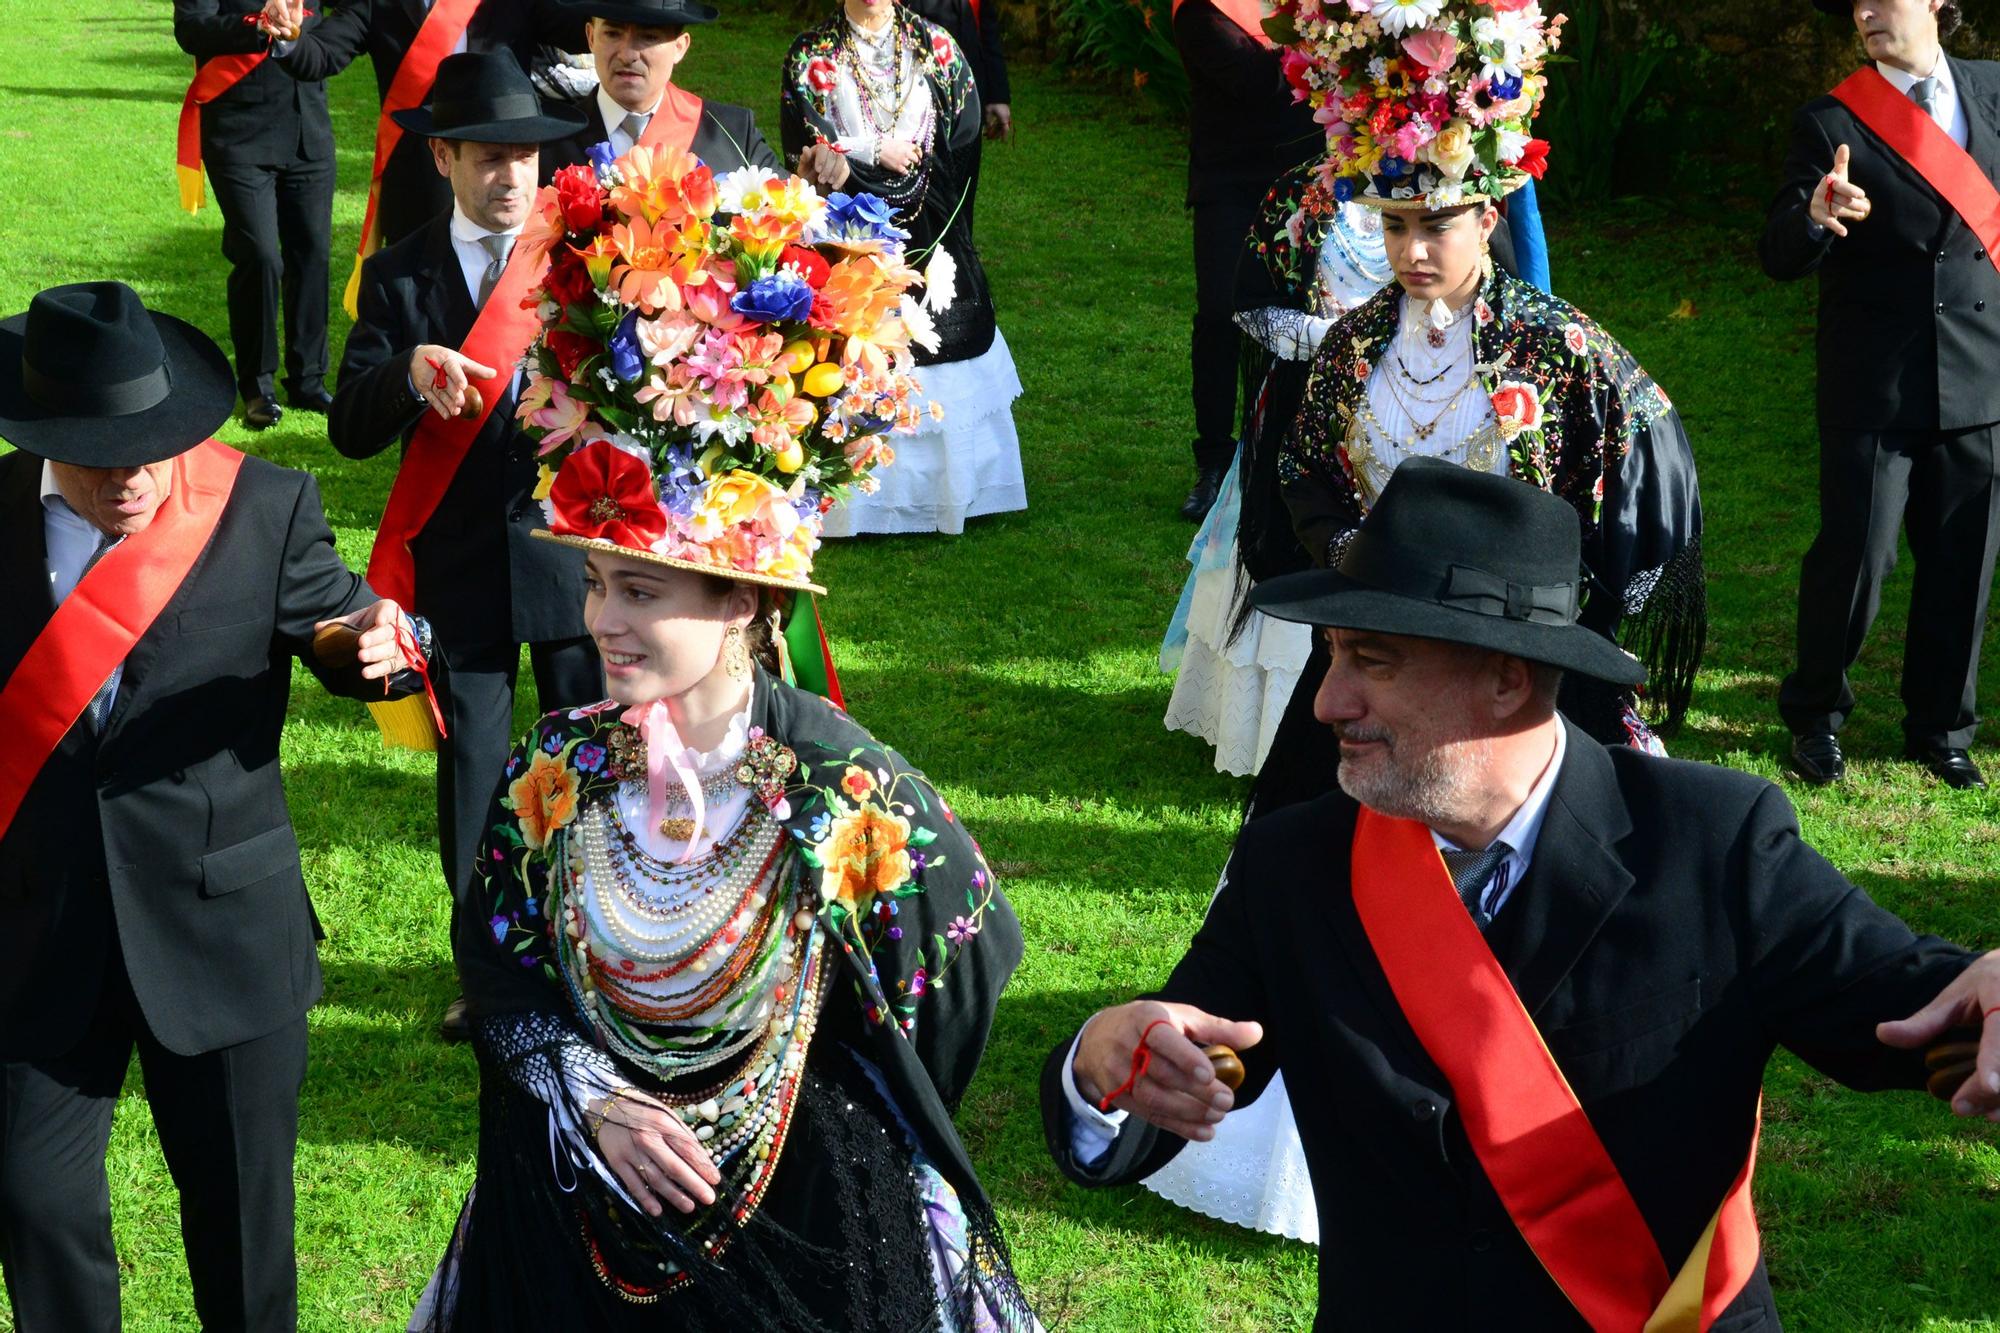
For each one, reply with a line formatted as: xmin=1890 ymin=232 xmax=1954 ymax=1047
xmin=1440 ymin=841 xmax=1513 ymax=931
xmin=475 ymin=233 xmax=512 ymax=306
xmin=1911 ymin=76 xmax=1940 ymax=118
xmin=620 ymin=111 xmax=649 ymax=147
xmin=78 ymin=533 xmax=123 ymax=731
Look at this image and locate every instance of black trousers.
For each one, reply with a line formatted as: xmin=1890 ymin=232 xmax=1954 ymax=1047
xmin=0 ymin=943 xmax=307 ymax=1333
xmin=207 ymin=155 xmax=335 ymax=402
xmin=1189 ymin=188 xmax=1262 ymax=472
xmin=1779 ymin=424 xmax=2000 ymax=749
xmin=436 ymin=634 xmax=602 ymax=911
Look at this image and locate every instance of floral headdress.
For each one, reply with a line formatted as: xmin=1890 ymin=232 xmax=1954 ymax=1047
xmin=519 ymin=143 xmax=945 ymax=593
xmin=1270 ymin=0 xmax=1563 ymax=212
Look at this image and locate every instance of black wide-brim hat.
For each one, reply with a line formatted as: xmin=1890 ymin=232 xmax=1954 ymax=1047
xmin=1250 ymin=457 xmax=1647 ymax=686
xmin=554 ymin=0 xmax=719 ymax=26
xmin=392 ymin=50 xmax=591 ymax=141
xmin=1811 ymin=0 xmax=1850 ymax=14
xmin=0 ymin=281 xmax=235 ymax=466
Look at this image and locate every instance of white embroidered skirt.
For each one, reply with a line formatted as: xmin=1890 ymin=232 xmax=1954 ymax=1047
xmin=1140 ymin=1070 xmax=1319 ymax=1244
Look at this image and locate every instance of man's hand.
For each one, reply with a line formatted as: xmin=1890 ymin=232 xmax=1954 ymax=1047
xmin=410 ymin=345 xmax=497 ymax=420
xmin=258 ymin=0 xmax=304 ymax=41
xmin=1074 ymin=1000 xmax=1263 ymax=1142
xmin=983 ymin=103 xmax=1012 ymax=142
xmin=795 ymin=143 xmax=851 ymax=191
xmin=877 ymin=138 xmax=920 ymax=175
xmin=1878 ymin=951 xmax=2000 ymax=1121
xmin=313 ymin=599 xmax=416 ymax=681
xmin=594 ymin=1091 xmax=721 ymax=1217
xmin=1808 ymin=143 xmax=1871 ymax=237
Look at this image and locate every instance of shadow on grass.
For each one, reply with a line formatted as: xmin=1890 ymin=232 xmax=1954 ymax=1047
xmin=0 ymin=83 xmax=182 ymax=104
xmin=302 ymin=960 xmax=475 ymax=1156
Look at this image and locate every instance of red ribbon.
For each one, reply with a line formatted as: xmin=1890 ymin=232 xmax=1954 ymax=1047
xmin=1095 ymin=1017 xmax=1177 ymax=1113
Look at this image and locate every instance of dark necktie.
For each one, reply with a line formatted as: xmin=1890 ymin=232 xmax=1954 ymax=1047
xmin=476 ymin=233 xmax=511 ymax=307
xmin=1441 ymin=841 xmax=1513 ymax=931
xmin=78 ymin=533 xmax=123 ymax=731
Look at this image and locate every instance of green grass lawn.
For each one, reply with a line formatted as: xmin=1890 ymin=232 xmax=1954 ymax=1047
xmin=2 ymin=3 xmax=1997 ymax=1329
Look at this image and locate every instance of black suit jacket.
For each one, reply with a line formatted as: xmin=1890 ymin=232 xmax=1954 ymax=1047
xmin=1173 ymin=0 xmax=1320 ymax=207
xmin=1760 ymin=57 xmax=2000 ymax=433
xmin=1042 ymin=722 xmax=1974 ymax=1330
xmin=271 ymin=0 xmax=582 ymax=246
xmin=173 ymin=0 xmax=334 ymax=166
xmin=0 ymin=451 xmax=409 ymax=1060
xmin=330 ymin=211 xmax=588 ymax=647
xmin=903 ymin=0 xmax=1009 ymax=107
xmin=535 ymin=91 xmax=779 ymax=184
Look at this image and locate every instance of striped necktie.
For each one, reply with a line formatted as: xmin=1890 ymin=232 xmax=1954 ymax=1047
xmin=1440 ymin=841 xmax=1512 ymax=931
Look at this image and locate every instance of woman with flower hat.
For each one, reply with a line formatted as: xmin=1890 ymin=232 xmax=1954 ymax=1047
xmin=780 ymin=0 xmax=1027 ymax=536
xmin=409 ymin=139 xmax=1038 ymax=1331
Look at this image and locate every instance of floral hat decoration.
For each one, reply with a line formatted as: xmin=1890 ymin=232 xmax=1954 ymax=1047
xmin=518 ymin=143 xmax=948 ymax=594
xmin=1269 ymin=0 xmax=1564 ymax=212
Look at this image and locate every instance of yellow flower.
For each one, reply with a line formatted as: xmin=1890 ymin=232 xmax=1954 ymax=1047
xmin=1428 ymin=119 xmax=1476 ymax=181
xmin=508 ymin=749 xmax=580 ymax=850
xmin=818 ymin=804 xmax=914 ymax=911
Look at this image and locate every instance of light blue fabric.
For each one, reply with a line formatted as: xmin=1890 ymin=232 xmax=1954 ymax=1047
xmin=1160 ymin=440 xmax=1246 ymax=672
xmin=1509 ymin=179 xmax=1552 ymax=294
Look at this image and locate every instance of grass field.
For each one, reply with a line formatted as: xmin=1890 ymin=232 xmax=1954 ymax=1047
xmin=1 ymin=4 xmax=1996 ymax=1329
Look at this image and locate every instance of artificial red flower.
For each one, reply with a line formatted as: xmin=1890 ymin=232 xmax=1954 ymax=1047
xmin=551 ymin=163 xmax=604 ymax=234
xmin=1514 ymin=138 xmax=1551 ymax=180
xmin=1484 ymin=0 xmax=1537 ymax=10
xmin=543 ymin=251 xmax=594 ymax=310
xmin=805 ymin=57 xmax=836 ymax=93
xmin=546 ymin=328 xmax=597 ymax=380
xmin=1281 ymin=49 xmax=1313 ymax=98
xmin=548 ymin=440 xmax=669 ymax=549
xmin=779 ymin=244 xmax=831 ymax=289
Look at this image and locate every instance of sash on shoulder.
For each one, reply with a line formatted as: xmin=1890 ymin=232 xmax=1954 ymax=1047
xmin=1349 ymin=807 xmax=1760 ymax=1332
xmin=0 ymin=440 xmax=245 ymax=839
xmin=342 ymin=0 xmax=483 ymax=316
xmin=175 ymin=54 xmax=267 ymax=213
xmin=1831 ymin=66 xmax=2000 ymax=276
xmin=636 ymin=84 xmax=704 ymax=155
xmin=1169 ymin=0 xmax=1274 ymax=48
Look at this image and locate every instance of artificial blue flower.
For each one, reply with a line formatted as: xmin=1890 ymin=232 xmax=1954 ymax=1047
xmin=1333 ymin=177 xmax=1355 ymax=204
xmin=1489 ymin=73 xmax=1524 ymax=102
xmin=607 ymin=310 xmax=645 ymax=383
xmin=823 ymin=191 xmax=911 ymax=246
xmin=586 ymin=140 xmax=618 ymax=178
xmin=729 ymin=271 xmax=815 ymax=324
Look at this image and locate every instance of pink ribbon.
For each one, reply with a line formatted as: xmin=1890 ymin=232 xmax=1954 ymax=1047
xmin=621 ymin=699 xmax=706 ymax=864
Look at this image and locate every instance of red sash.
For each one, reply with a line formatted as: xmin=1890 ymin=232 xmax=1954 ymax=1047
xmin=0 ymin=441 xmax=245 ymax=839
xmin=342 ymin=0 xmax=483 ymax=316
xmin=1350 ymin=807 xmax=1761 ymax=1332
xmin=1169 ymin=0 xmax=1273 ymax=49
xmin=635 ymin=84 xmax=703 ymax=155
xmin=175 ymin=54 xmax=266 ymax=213
xmin=363 ymin=237 xmax=546 ymax=609
xmin=1832 ymin=66 xmax=2000 ymax=276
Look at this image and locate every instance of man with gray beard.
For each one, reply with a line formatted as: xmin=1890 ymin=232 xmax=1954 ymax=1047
xmin=1039 ymin=458 xmax=2000 ymax=1330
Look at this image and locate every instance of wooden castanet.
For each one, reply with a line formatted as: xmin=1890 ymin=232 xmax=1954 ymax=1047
xmin=457 ymin=384 xmax=483 ymax=419
xmin=1924 ymin=1032 xmax=1982 ymax=1103
xmin=1203 ymin=1044 xmax=1246 ymax=1092
xmin=311 ymin=620 xmax=360 ymax=668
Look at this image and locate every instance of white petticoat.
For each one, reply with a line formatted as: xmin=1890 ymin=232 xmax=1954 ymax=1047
xmin=822 ymin=329 xmax=1027 ymax=537
xmin=1140 ymin=1070 xmax=1319 ymax=1244
xmin=1159 ymin=449 xmax=1312 ymax=776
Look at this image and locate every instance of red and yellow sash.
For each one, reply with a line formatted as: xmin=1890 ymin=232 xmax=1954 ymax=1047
xmin=636 ymin=84 xmax=703 ymax=155
xmin=0 ymin=441 xmax=245 ymax=839
xmin=1832 ymin=66 xmax=2000 ymax=276
xmin=342 ymin=0 xmax=483 ymax=316
xmin=1350 ymin=808 xmax=1761 ymax=1332
xmin=1169 ymin=0 xmax=1274 ymax=49
xmin=175 ymin=54 xmax=267 ymax=213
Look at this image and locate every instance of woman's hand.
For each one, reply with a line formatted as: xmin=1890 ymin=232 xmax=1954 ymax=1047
xmin=877 ymin=138 xmax=920 ymax=175
xmin=796 ymin=143 xmax=851 ymax=191
xmin=593 ymin=1092 xmax=722 ymax=1216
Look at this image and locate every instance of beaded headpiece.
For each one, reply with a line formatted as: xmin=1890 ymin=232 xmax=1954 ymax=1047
xmin=520 ymin=143 xmax=946 ymax=593
xmin=1269 ymin=0 xmax=1564 ymax=212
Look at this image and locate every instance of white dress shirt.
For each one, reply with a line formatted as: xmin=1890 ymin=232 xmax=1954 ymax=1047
xmin=1062 ymin=724 xmax=1570 ymax=1166
xmin=40 ymin=461 xmax=129 ymax=713
xmin=448 ymin=203 xmax=523 ymax=306
xmin=1877 ymin=51 xmax=1970 ymax=149
xmin=596 ymin=87 xmax=664 ymax=157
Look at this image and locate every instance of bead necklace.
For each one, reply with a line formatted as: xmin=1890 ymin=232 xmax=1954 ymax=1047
xmin=651 ymin=768 xmax=744 ymax=841
xmin=1347 ymin=408 xmax=1505 ymax=508
xmin=842 ymin=16 xmax=912 ymax=135
xmin=1393 ymin=348 xmax=1456 ymax=388
xmin=1377 ymin=367 xmax=1482 ymax=445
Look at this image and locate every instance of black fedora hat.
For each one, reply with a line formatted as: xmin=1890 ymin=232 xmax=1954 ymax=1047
xmin=555 ymin=0 xmax=719 ymax=26
xmin=1811 ymin=0 xmax=1852 ymax=13
xmin=1250 ymin=457 xmax=1647 ymax=686
xmin=391 ymin=51 xmax=591 ymax=142
xmin=0 ymin=281 xmax=235 ymax=467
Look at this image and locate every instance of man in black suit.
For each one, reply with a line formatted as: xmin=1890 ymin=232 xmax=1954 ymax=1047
xmin=330 ymin=53 xmax=598 ymax=1038
xmin=260 ymin=0 xmax=582 ymax=249
xmin=903 ymin=0 xmax=1011 ymax=141
xmin=0 ymin=282 xmax=430 ymax=1331
xmin=1173 ymin=0 xmax=1321 ymax=522
xmin=1761 ymin=0 xmax=2000 ymax=790
xmin=536 ymin=0 xmax=779 ymax=181
xmin=1042 ymin=461 xmax=1999 ymax=1329
xmin=173 ymin=0 xmax=337 ymax=431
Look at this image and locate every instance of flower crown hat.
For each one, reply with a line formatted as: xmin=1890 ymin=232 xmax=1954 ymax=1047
xmin=1269 ymin=0 xmax=1564 ymax=213
xmin=519 ymin=141 xmax=945 ymax=594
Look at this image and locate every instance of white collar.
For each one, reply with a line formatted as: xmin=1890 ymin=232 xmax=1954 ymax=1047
xmin=1876 ymin=50 xmax=1952 ymax=96
xmin=448 ymin=202 xmax=521 ymax=248
xmin=597 ymin=85 xmax=665 ymax=136
xmin=1431 ymin=720 xmax=1567 ymax=866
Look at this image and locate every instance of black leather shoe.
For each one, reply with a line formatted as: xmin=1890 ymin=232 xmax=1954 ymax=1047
xmin=1904 ymin=743 xmax=1987 ymax=790
xmin=439 ymin=994 xmax=473 ymax=1044
xmin=288 ymin=386 xmax=335 ymax=414
xmin=1790 ymin=732 xmax=1845 ymax=785
xmin=1179 ymin=464 xmax=1227 ymax=522
xmin=244 ymin=395 xmax=283 ymax=430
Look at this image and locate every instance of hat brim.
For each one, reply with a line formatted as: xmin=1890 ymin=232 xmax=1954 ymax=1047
xmin=390 ymin=103 xmax=592 ymax=143
xmin=1250 ymin=568 xmax=1647 ymax=687
xmin=555 ymin=0 xmax=719 ymax=25
xmin=1811 ymin=0 xmax=1848 ymax=14
xmin=1354 ymin=186 xmax=1516 ymax=214
xmin=0 ymin=308 xmax=236 ymax=465
xmin=534 ymin=530 xmax=827 ymax=595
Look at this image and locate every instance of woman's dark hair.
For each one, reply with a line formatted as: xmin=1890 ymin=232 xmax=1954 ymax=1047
xmin=698 ymin=573 xmax=784 ymax=673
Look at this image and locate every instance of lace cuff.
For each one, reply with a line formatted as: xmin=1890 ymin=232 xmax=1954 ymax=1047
xmin=1235 ymin=307 xmax=1334 ymax=361
xmin=472 ymin=1009 xmax=633 ymax=1119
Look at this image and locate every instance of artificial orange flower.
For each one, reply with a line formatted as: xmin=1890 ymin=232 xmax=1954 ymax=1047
xmin=612 ymin=215 xmax=707 ymax=314
xmin=817 ymin=803 xmax=913 ymax=911
xmin=610 ymin=145 xmax=713 ymax=227
xmin=509 ymin=749 xmax=581 ymax=850
xmin=571 ymin=232 xmax=621 ymax=288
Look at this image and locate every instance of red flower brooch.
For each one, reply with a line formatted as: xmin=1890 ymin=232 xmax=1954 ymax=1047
xmin=549 ymin=440 xmax=669 ymax=549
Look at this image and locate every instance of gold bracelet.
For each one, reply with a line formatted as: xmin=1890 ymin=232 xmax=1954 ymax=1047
xmin=588 ymin=1085 xmax=637 ymax=1140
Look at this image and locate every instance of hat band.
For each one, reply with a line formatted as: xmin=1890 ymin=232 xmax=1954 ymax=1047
xmin=22 ymin=356 xmax=171 ymax=419
xmin=430 ymin=92 xmax=547 ymax=132
xmin=1340 ymin=530 xmax=1580 ymax=627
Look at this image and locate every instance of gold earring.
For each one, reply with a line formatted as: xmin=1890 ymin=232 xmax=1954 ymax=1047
xmin=1479 ymin=238 xmax=1495 ymax=281
xmin=724 ymin=625 xmax=750 ymax=680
